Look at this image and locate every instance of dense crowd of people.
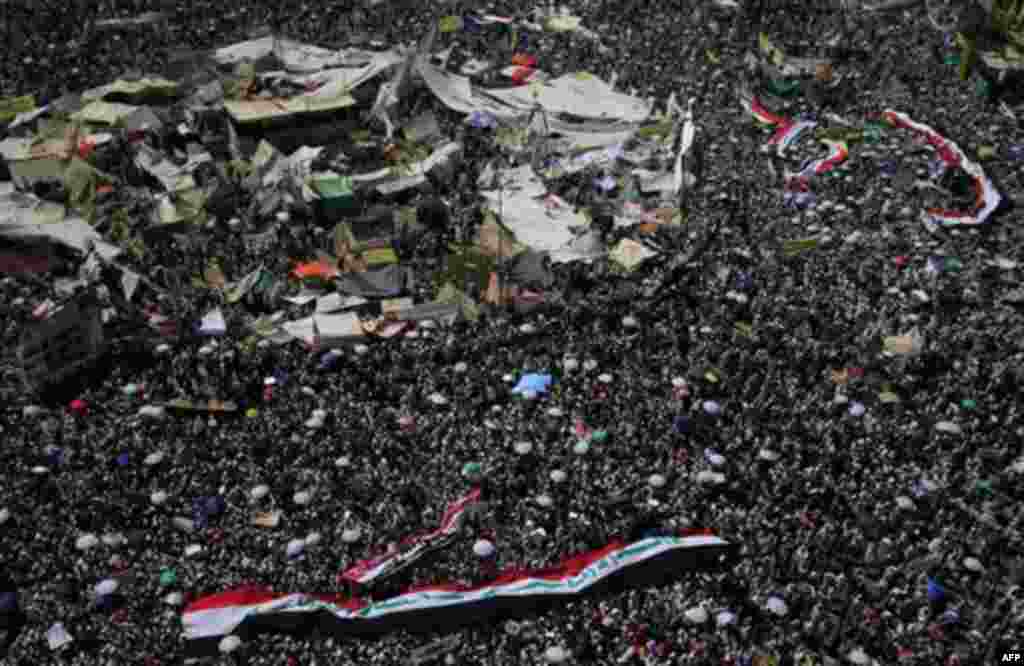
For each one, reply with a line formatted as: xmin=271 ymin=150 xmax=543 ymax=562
xmin=3 ymin=0 xmax=1024 ymax=665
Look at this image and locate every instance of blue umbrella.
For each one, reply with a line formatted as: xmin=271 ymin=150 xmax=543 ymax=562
xmin=927 ymin=577 xmax=946 ymax=602
xmin=512 ymin=374 xmax=553 ymax=396
xmin=0 ymin=591 xmax=18 ymax=612
xmin=468 ymin=110 xmax=497 ymax=129
xmin=204 ymin=495 xmax=227 ymax=517
xmin=273 ymin=368 xmax=289 ymax=386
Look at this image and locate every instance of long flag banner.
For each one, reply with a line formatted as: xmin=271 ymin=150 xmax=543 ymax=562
xmin=882 ymin=109 xmax=1002 ymax=228
xmin=340 ymin=489 xmax=482 ymax=586
xmin=182 ymin=532 xmax=732 ymax=657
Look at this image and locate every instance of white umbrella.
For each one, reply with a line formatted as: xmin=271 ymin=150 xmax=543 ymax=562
xmin=23 ymin=405 xmax=44 ymax=417
xmin=473 ymin=539 xmax=496 ymax=558
xmin=342 ymin=528 xmax=362 ymax=543
xmin=716 ymin=610 xmax=737 ymax=627
xmin=648 ymin=473 xmax=667 ymax=488
xmin=219 ymin=635 xmax=243 ymax=654
xmin=550 ymin=469 xmax=567 ymax=484
xmin=519 ymin=323 xmax=537 ymax=334
xmin=305 ymin=532 xmax=322 ymax=547
xmin=0 ymin=508 xmax=10 ymax=525
xmin=544 ymin=646 xmax=569 ymax=663
xmin=671 ymin=377 xmax=687 ymax=388
xmin=514 ymin=441 xmax=533 ymax=455
xmin=964 ymin=557 xmax=984 ymax=572
xmin=101 ymin=533 xmax=124 ymax=547
xmin=335 ymin=456 xmax=351 ymax=468
xmin=94 ymin=579 xmax=119 ymax=597
xmin=684 ymin=606 xmax=708 ymax=624
xmin=251 ymin=484 xmax=270 ymax=500
xmin=622 ymin=315 xmax=638 ymax=328
xmin=286 ymin=539 xmax=306 ymax=558
xmin=597 ymin=373 xmax=613 ymax=383
xmin=150 ymin=491 xmax=169 ymax=506
xmin=563 ymin=358 xmax=579 ymax=372
xmin=758 ymin=449 xmax=780 ymax=462
xmin=429 ymin=392 xmax=449 ymax=406
xmin=164 ymin=591 xmax=184 ymax=606
xmin=847 ymin=648 xmax=870 ymax=665
xmin=766 ymin=596 xmax=788 ymax=616
xmin=76 ymin=534 xmax=99 ymax=550
xmin=143 ymin=451 xmax=165 ymax=466
xmin=702 ymin=400 xmax=721 ymax=415
xmin=354 ymin=344 xmax=369 ymax=356
xmin=454 ymin=362 xmax=468 ymax=373
xmin=536 ymin=494 xmax=554 ymax=508
xmin=895 ymin=496 xmax=915 ymax=511
xmin=293 ymin=490 xmax=313 ymax=506
xmin=185 ymin=544 xmax=203 ymax=557
xmin=138 ymin=405 xmax=166 ymax=419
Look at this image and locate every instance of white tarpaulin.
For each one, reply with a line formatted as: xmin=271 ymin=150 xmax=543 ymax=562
xmin=417 ymin=64 xmax=522 ymax=119
xmin=479 ymin=164 xmax=546 ymax=197
xmin=548 ymin=228 xmax=606 ymax=264
xmin=135 ymin=144 xmax=211 ymax=193
xmin=282 ymin=312 xmax=363 ymax=346
xmin=214 ymin=37 xmax=364 ymax=73
xmin=483 ymin=73 xmax=652 ymax=123
xmin=372 ymin=142 xmax=461 ymax=195
xmin=0 ymin=216 xmax=121 ymax=260
xmin=545 ymin=117 xmax=640 ymax=150
xmin=481 ymin=188 xmax=587 ymax=257
xmin=296 ymin=52 xmax=405 ymax=100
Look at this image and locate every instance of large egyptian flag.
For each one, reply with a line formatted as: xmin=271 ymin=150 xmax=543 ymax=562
xmin=182 ymin=531 xmax=733 ymax=657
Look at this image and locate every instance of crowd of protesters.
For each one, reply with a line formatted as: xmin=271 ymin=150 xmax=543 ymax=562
xmin=3 ymin=0 xmax=1024 ymax=665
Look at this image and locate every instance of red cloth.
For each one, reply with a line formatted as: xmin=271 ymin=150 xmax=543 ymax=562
xmin=511 ymin=53 xmax=537 ymax=67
